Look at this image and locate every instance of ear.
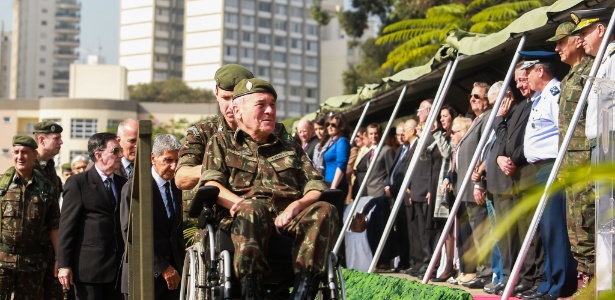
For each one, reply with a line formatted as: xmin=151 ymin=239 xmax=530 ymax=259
xmin=598 ymin=23 xmax=606 ymax=38
xmin=151 ymin=152 xmax=156 ymax=164
xmin=232 ymin=105 xmax=241 ymax=120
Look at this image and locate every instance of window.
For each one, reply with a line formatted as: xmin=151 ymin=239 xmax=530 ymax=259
xmin=40 ymin=58 xmax=46 ymax=63
xmin=258 ymin=2 xmax=271 ymax=12
xmin=257 ymin=66 xmax=270 ymax=77
xmin=277 ymin=101 xmax=285 ymax=115
xmin=306 ymin=56 xmax=317 ymax=67
xmin=242 ymin=48 xmax=254 ymax=59
xmin=306 ymin=88 xmax=318 ymax=98
xmin=2 ymin=116 xmax=11 ymax=124
xmin=157 ymin=8 xmax=170 ymax=16
xmin=42 ymin=8 xmax=47 ymax=13
xmin=291 ymin=22 xmax=302 ymax=34
xmin=274 ymin=20 xmax=287 ymax=31
xmin=241 ymin=15 xmax=255 ymax=27
xmin=39 ymin=84 xmax=45 ymax=89
xmin=274 ymin=36 xmax=286 ymax=47
xmin=273 ymin=69 xmax=286 ymax=79
xmin=306 ymin=103 xmax=319 ymax=113
xmin=289 ymin=71 xmax=302 ymax=81
xmin=290 ymin=7 xmax=303 ymax=18
xmin=306 ymin=41 xmax=318 ymax=51
xmin=225 ymin=46 xmax=238 ymax=57
xmin=70 ymin=151 xmax=90 ymax=161
xmin=41 ymin=20 xmax=47 ymax=26
xmin=107 ymin=119 xmax=121 ymax=132
xmin=305 ymin=72 xmax=317 ymax=83
xmin=290 ymin=39 xmax=302 ymax=49
xmin=289 ymin=102 xmax=302 ymax=114
xmin=225 ymin=0 xmax=238 ymax=8
xmin=307 ymin=25 xmax=318 ymax=36
xmin=258 ymin=34 xmax=270 ymax=45
xmin=242 ymin=0 xmax=255 ymax=10
xmin=242 ymin=32 xmax=254 ymax=43
xmin=225 ymin=29 xmax=238 ymax=40
xmin=275 ymin=4 xmax=287 ymax=15
xmin=225 ymin=13 xmax=238 ymax=24
xmin=289 ymin=55 xmax=301 ymax=66
xmin=273 ymin=52 xmax=286 ymax=63
xmin=290 ymin=86 xmax=301 ymax=96
xmin=71 ymin=119 xmax=98 ymax=139
xmin=258 ymin=18 xmax=271 ymax=29
xmin=1 ymin=149 xmax=9 ymax=156
xmin=40 ymin=45 xmax=46 ymax=51
xmin=257 ymin=50 xmax=269 ymax=60
xmin=39 ymin=71 xmax=46 ymax=76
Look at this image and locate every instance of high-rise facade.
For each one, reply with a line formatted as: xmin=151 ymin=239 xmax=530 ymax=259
xmin=119 ymin=0 xmax=184 ymax=85
xmin=0 ymin=22 xmax=11 ymax=99
xmin=10 ymin=0 xmax=81 ymax=99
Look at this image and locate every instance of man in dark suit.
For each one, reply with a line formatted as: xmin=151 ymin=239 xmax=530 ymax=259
xmin=120 ymin=134 xmax=184 ymax=300
xmin=364 ymin=123 xmax=395 ymax=198
xmin=297 ymin=119 xmax=320 ymax=161
xmin=117 ymin=119 xmax=138 ymax=179
xmin=57 ymin=132 xmax=127 ymax=300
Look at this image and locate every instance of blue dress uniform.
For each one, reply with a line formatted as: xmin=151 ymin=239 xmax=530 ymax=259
xmin=520 ymin=51 xmax=578 ymax=298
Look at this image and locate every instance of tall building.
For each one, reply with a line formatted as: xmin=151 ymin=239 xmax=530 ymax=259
xmin=119 ymin=0 xmax=184 ymax=85
xmin=183 ymin=0 xmax=320 ymax=119
xmin=0 ymin=22 xmax=11 ymax=99
xmin=9 ymin=0 xmax=81 ymax=99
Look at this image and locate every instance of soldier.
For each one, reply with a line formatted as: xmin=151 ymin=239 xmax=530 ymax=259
xmin=548 ymin=21 xmax=595 ymax=288
xmin=0 ymin=135 xmax=60 ymax=299
xmin=201 ymin=78 xmax=339 ymax=300
xmin=32 ymin=121 xmax=65 ymax=299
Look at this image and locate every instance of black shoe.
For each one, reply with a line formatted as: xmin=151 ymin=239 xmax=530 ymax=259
xmin=483 ymin=282 xmax=503 ymax=294
xmin=493 ymin=282 xmax=506 ymax=295
xmin=430 ymin=269 xmax=456 ymax=282
xmin=241 ymin=274 xmax=263 ymax=300
xmin=520 ymin=288 xmax=545 ymax=299
xmin=513 ymin=283 xmax=533 ymax=296
xmin=517 ymin=285 xmax=537 ymax=298
xmin=534 ymin=294 xmax=557 ymax=300
xmin=460 ymin=277 xmax=487 ymax=289
xmin=291 ymin=273 xmax=319 ymax=300
xmin=403 ymin=267 xmax=420 ymax=276
xmin=418 ymin=270 xmax=437 ymax=280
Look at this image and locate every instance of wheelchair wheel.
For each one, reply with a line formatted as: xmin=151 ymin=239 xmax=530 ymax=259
xmin=317 ymin=252 xmax=346 ymax=300
xmin=201 ymin=225 xmax=233 ymax=300
xmin=195 ymin=242 xmax=208 ymax=300
xmin=180 ymin=245 xmax=199 ymax=300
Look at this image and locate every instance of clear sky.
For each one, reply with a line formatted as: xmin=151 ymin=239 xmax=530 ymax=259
xmin=0 ymin=0 xmax=120 ymax=64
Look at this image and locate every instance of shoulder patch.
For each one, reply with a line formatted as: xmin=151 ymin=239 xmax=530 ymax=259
xmin=550 ymin=86 xmax=560 ymax=96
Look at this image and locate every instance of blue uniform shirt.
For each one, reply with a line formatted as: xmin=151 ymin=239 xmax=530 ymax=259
xmin=524 ymin=78 xmax=561 ymax=163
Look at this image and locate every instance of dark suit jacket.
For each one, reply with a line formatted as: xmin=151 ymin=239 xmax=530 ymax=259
xmin=497 ymin=99 xmax=534 ymax=190
xmin=389 ymin=142 xmax=411 ymax=198
xmin=455 ymin=109 xmax=492 ymax=202
xmin=486 ymin=115 xmax=514 ymax=195
xmin=119 ymin=177 xmax=184 ymax=294
xmin=366 ymin=145 xmax=395 ymax=198
xmin=407 ymin=135 xmax=438 ymax=204
xmin=303 ymin=135 xmax=320 ymax=161
xmin=58 ymin=167 xmax=127 ymax=283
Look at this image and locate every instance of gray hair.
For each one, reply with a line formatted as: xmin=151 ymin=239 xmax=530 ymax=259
xmin=152 ymin=134 xmax=181 ymax=156
xmin=117 ymin=118 xmax=138 ymax=138
xmin=71 ymin=155 xmax=88 ymax=166
xmin=488 ymin=81 xmax=512 ymax=103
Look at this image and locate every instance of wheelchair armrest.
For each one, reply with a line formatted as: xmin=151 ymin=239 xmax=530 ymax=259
xmin=188 ymin=185 xmax=220 ymax=218
xmin=317 ymin=189 xmax=343 ymax=204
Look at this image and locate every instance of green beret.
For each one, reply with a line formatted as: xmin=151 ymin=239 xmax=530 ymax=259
xmin=215 ymin=64 xmax=254 ymax=91
xmin=546 ymin=22 xmax=577 ymax=42
xmin=233 ymin=78 xmax=277 ymax=100
xmin=33 ymin=121 xmax=63 ymax=134
xmin=61 ymin=163 xmax=72 ymax=172
xmin=12 ymin=134 xmax=38 ymax=149
xmin=571 ymin=8 xmax=614 ymax=33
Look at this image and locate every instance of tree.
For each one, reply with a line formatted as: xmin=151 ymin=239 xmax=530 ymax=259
xmin=342 ymin=38 xmax=395 ymax=94
xmin=376 ymin=0 xmax=543 ymax=71
xmin=129 ymin=78 xmax=216 ymax=103
xmin=152 ymin=117 xmax=194 ymax=140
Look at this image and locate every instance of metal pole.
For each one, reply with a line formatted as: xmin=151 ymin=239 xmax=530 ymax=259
xmin=422 ymin=35 xmax=527 ymax=284
xmin=333 ymin=85 xmax=407 ymax=254
xmin=501 ymin=12 xmax=615 ymax=299
xmin=368 ymin=59 xmax=457 ymax=272
xmin=349 ymin=101 xmax=372 ymax=142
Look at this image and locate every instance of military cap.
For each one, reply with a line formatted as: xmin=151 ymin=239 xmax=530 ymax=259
xmin=33 ymin=121 xmax=63 ymax=134
xmin=61 ymin=163 xmax=72 ymax=172
xmin=546 ymin=22 xmax=577 ymax=42
xmin=571 ymin=8 xmax=614 ymax=33
xmin=518 ymin=51 xmax=558 ymax=70
xmin=12 ymin=134 xmax=38 ymax=149
xmin=233 ymin=78 xmax=278 ymax=100
xmin=214 ymin=64 xmax=255 ymax=91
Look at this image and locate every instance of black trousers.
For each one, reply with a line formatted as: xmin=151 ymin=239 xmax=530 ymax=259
xmin=73 ymin=281 xmax=122 ymax=300
xmin=493 ymin=192 xmax=516 ymax=281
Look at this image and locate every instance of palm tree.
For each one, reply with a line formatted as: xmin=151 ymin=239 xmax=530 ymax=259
xmin=376 ymin=0 xmax=543 ymax=71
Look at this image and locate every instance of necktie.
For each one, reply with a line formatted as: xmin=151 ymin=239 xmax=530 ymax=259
xmin=126 ymin=163 xmax=134 ymax=179
xmin=104 ymin=177 xmax=116 ymax=206
xmin=369 ymin=148 xmax=375 ymax=161
xmin=390 ymin=145 xmax=408 ymax=184
xmin=164 ymin=182 xmax=175 ymax=221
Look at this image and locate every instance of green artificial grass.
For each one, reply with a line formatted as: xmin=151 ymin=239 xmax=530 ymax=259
xmin=342 ymin=269 xmax=473 ymax=300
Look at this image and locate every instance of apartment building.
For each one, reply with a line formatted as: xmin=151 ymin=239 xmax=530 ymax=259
xmin=0 ymin=22 xmax=10 ymax=99
xmin=9 ymin=0 xmax=81 ymax=98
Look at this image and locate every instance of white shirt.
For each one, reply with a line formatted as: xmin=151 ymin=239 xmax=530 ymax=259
xmin=95 ymin=165 xmax=117 ymax=197
xmin=524 ymin=78 xmax=561 ymax=163
xmin=586 ymin=41 xmax=615 ymax=139
xmin=151 ymin=166 xmax=174 ymax=219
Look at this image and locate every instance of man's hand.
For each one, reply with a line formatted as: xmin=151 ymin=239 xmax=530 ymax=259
xmin=162 ymin=265 xmax=181 ymax=290
xmin=497 ymin=97 xmax=513 ymax=117
xmin=275 ymin=201 xmax=303 ymax=229
xmin=497 ymin=156 xmax=516 ymax=176
xmin=471 ymin=170 xmax=482 ymax=182
xmin=473 ymin=188 xmax=486 ymax=205
xmin=440 ymin=179 xmax=450 ymax=194
xmin=426 ymin=192 xmax=431 ymax=205
xmin=58 ymin=268 xmax=73 ymax=290
xmin=230 ymin=198 xmax=247 ymax=217
xmin=384 ymin=186 xmax=391 ymax=198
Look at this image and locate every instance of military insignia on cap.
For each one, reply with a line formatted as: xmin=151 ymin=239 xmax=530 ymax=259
xmin=51 ymin=125 xmax=56 ymax=132
xmin=550 ymin=86 xmax=560 ymax=96
xmin=246 ymin=81 xmax=253 ymax=91
xmin=571 ymin=13 xmax=579 ymax=24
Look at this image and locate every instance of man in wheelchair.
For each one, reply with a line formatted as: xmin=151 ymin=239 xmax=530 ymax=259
xmin=199 ymin=78 xmax=339 ymax=300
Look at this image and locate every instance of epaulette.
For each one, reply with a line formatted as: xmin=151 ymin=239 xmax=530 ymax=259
xmin=550 ymin=86 xmax=560 ymax=96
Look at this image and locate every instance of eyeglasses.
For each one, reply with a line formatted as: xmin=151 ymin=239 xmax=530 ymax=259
xmin=327 ymin=123 xmax=338 ymax=128
xmin=110 ymin=147 xmax=121 ymax=155
xmin=417 ymin=107 xmax=428 ymax=113
xmin=468 ymin=94 xmax=483 ymax=100
xmin=515 ymin=77 xmax=528 ymax=84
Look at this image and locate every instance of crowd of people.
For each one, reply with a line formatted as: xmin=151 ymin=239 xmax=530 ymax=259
xmin=0 ymin=7 xmax=612 ymax=300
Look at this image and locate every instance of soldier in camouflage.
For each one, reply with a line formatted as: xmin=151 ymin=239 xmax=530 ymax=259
xmin=548 ymin=21 xmax=595 ymax=286
xmin=32 ymin=121 xmax=65 ymax=299
xmin=201 ymin=78 xmax=339 ymax=300
xmin=0 ymin=135 xmax=60 ymax=299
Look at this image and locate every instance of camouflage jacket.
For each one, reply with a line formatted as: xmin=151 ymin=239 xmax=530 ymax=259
xmin=0 ymin=167 xmax=60 ymax=271
xmin=34 ymin=159 xmax=62 ymax=201
xmin=202 ymin=129 xmax=327 ymax=214
xmin=559 ymin=55 xmax=594 ymax=170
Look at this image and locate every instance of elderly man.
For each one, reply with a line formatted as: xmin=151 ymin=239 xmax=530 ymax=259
xmin=32 ymin=121 xmax=65 ymax=300
xmin=201 ymin=78 xmax=338 ymax=300
xmin=120 ymin=134 xmax=184 ymax=300
xmin=519 ymin=51 xmax=578 ymax=299
xmin=117 ymin=119 xmax=138 ymax=179
xmin=0 ymin=135 xmax=60 ymax=299
xmin=58 ymin=133 xmax=127 ymax=300
xmin=394 ymin=122 xmax=405 ymax=149
xmin=296 ymin=119 xmax=320 ymax=161
xmin=415 ymin=99 xmax=433 ymax=135
xmin=548 ymin=21 xmax=595 ymax=288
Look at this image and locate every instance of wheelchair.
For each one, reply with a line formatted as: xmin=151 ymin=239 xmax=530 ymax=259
xmin=180 ymin=186 xmax=346 ymax=300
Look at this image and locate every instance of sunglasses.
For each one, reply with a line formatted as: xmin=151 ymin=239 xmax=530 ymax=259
xmin=327 ymin=123 xmax=338 ymax=128
xmin=468 ymin=94 xmax=483 ymax=100
xmin=109 ymin=147 xmax=121 ymax=155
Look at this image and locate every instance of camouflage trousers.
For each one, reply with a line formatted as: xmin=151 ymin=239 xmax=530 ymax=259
xmin=231 ymin=199 xmax=338 ymax=278
xmin=0 ymin=267 xmax=45 ymax=300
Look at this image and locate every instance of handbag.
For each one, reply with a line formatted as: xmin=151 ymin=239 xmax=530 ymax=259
xmin=349 ymin=212 xmax=368 ymax=232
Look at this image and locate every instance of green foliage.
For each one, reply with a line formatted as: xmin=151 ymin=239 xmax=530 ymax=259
xmin=129 ymin=78 xmax=216 ymax=103
xmin=152 ymin=117 xmax=194 ymax=140
xmin=310 ymin=0 xmax=331 ymax=26
xmin=338 ymin=10 xmax=369 ymax=39
xmin=342 ymin=38 xmax=395 ymax=95
xmin=280 ymin=117 xmax=301 ymax=134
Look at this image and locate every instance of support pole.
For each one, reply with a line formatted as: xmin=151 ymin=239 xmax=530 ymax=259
xmin=333 ymin=85 xmax=407 ymax=254
xmin=501 ymin=11 xmax=615 ymax=299
xmin=349 ymin=101 xmax=372 ymax=142
xmin=128 ymin=120 xmax=155 ymax=300
xmin=367 ymin=59 xmax=456 ymax=273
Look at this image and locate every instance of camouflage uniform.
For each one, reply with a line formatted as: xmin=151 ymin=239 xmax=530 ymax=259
xmin=558 ymin=55 xmax=595 ymax=275
xmin=0 ymin=167 xmax=60 ymax=299
xmin=201 ymin=129 xmax=338 ymax=277
xmin=33 ymin=159 xmax=65 ymax=300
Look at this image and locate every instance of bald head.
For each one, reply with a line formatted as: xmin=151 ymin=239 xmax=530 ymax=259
xmin=403 ymin=119 xmax=418 ymax=142
xmin=297 ymin=119 xmax=315 ymax=144
xmin=118 ymin=118 xmax=138 ymax=162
